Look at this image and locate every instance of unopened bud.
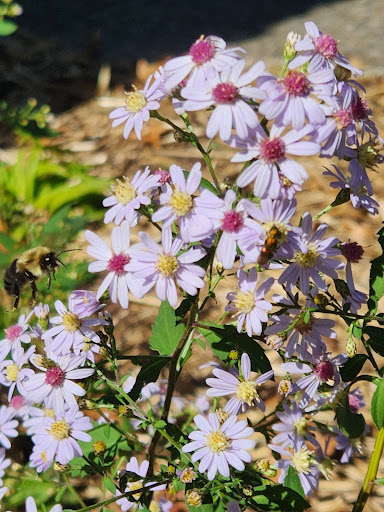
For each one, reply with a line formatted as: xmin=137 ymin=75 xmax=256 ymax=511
xmin=346 ymin=337 xmax=357 ymax=358
xmin=229 ymin=350 xmax=239 ymax=361
xmin=93 ymin=440 xmax=107 ymax=456
xmin=266 ymin=334 xmax=284 ymax=350
xmin=54 ymin=462 xmax=70 ymax=472
xmin=284 ymin=31 xmax=300 ymax=61
xmin=216 ymin=408 xmax=229 ymax=423
xmin=118 ymin=405 xmax=130 ymax=417
xmin=242 ymin=485 xmax=253 ymax=496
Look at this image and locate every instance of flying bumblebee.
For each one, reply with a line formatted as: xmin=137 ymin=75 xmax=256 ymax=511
xmin=3 ymin=247 xmax=73 ymax=309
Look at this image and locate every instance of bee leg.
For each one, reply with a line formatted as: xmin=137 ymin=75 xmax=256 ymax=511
xmin=30 ymin=281 xmax=39 ymax=307
xmin=12 ymin=294 xmax=20 ymax=310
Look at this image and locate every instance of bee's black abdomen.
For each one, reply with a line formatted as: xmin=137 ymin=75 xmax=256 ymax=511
xmin=3 ymin=259 xmax=19 ymax=297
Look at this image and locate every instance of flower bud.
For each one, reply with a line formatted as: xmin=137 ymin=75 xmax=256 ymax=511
xmin=93 ymin=440 xmax=107 ymax=457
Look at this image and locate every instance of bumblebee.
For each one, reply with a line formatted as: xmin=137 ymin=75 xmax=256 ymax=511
xmin=3 ymin=247 xmax=70 ymax=309
xmin=257 ymin=226 xmax=284 ymax=266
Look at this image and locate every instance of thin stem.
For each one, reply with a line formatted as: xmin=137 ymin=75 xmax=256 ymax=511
xmin=312 ymin=204 xmax=333 ymax=222
xmin=64 ymin=474 xmax=87 ymax=508
xmin=352 ymin=427 xmax=384 ymax=512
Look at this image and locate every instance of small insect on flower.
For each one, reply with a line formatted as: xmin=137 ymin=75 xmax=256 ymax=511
xmin=257 ymin=225 xmax=285 ymax=266
xmin=3 ymin=247 xmax=77 ymax=310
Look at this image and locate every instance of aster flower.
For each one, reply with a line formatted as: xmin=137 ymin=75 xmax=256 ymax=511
xmin=163 ymin=35 xmax=244 ymax=91
xmin=31 ymin=405 xmax=92 ymax=465
xmin=126 ymin=228 xmax=206 ymax=307
xmin=25 ymin=497 xmax=62 ymax=512
xmin=278 ymin=212 xmax=343 ymax=295
xmin=28 ymin=446 xmax=54 ymax=473
xmin=0 ymin=448 xmax=10 ymax=484
xmin=24 ymin=349 xmax=94 ymax=413
xmin=181 ymin=59 xmax=265 ymax=141
xmin=0 ymin=312 xmax=32 ymax=358
xmin=0 ymin=405 xmax=18 ymax=449
xmin=334 ymin=427 xmax=364 ymax=463
xmin=103 ymin=168 xmax=161 ymax=226
xmin=182 ymin=412 xmax=256 ymax=480
xmin=231 ymin=124 xmax=320 ymax=199
xmin=0 ymin=345 xmax=36 ymax=401
xmin=9 ymin=395 xmax=30 ymax=420
xmin=109 ymin=74 xmax=164 ymax=140
xmin=85 ymin=221 xmax=147 ymax=309
xmin=206 ymin=353 xmax=274 ymax=415
xmin=271 ymin=401 xmax=316 ymax=448
xmin=115 ymin=456 xmax=166 ymax=512
xmin=289 ymin=21 xmax=362 ymax=76
xmin=69 ymin=290 xmax=104 ymax=317
xmin=226 ymin=269 xmax=274 ymax=336
xmin=23 ymin=405 xmax=58 ymax=436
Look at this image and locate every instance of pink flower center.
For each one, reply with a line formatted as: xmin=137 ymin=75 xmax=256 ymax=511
xmin=10 ymin=395 xmax=25 ymax=410
xmin=341 ymin=241 xmax=364 ymax=263
xmin=5 ymin=324 xmax=22 ymax=341
xmin=212 ymin=82 xmax=238 ymax=104
xmin=189 ymin=39 xmax=215 ymax=64
xmin=45 ymin=367 xmax=65 ymax=387
xmin=348 ymin=393 xmax=361 ymax=413
xmin=351 ymin=97 xmax=369 ymax=122
xmin=282 ymin=71 xmax=309 ymax=96
xmin=315 ymin=34 xmax=338 ymax=58
xmin=222 ymin=210 xmax=244 ymax=233
xmin=314 ymin=361 xmax=334 ymax=382
xmin=334 ymin=108 xmax=353 ymax=130
xmin=260 ymin=137 xmax=285 ymax=162
xmin=154 ymin=168 xmax=171 ymax=184
xmin=107 ymin=253 xmax=130 ymax=274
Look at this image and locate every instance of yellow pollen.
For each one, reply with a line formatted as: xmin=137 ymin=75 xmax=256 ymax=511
xmin=206 ymin=430 xmax=230 ymax=453
xmin=255 ymin=459 xmax=271 ymax=472
xmin=129 ymin=481 xmax=144 ymax=501
xmin=234 ymin=290 xmax=256 ymax=315
xmin=125 ymin=89 xmax=147 ymax=113
xmin=149 ymin=502 xmax=161 ymax=512
xmin=41 ymin=451 xmax=48 ymax=463
xmin=44 ymin=408 xmax=56 ymax=418
xmin=186 ymin=489 xmax=202 ymax=507
xmin=83 ymin=337 xmax=92 ymax=352
xmin=291 ymin=446 xmax=314 ymax=474
xmin=6 ymin=363 xmax=19 ymax=382
xmin=169 ymin=189 xmax=193 ymax=217
xmin=156 ymin=254 xmax=179 ymax=277
xmin=49 ymin=419 xmax=70 ymax=440
xmin=62 ymin=312 xmax=81 ymax=332
xmin=236 ymin=380 xmax=259 ymax=406
xmin=112 ymin=177 xmax=138 ymax=204
xmin=294 ymin=417 xmax=309 ymax=436
xmin=279 ymin=379 xmax=291 ymax=394
xmin=264 ymin=221 xmax=288 ymax=238
xmin=295 ymin=244 xmax=319 ymax=268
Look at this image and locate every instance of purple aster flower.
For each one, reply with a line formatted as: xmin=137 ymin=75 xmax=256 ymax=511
xmin=69 ymin=290 xmax=104 ymax=317
xmin=127 ymin=228 xmax=206 ymax=307
xmin=278 ymin=212 xmax=343 ymax=295
xmin=25 ymin=496 xmax=62 ymax=512
xmin=0 ymin=312 xmax=32 ymax=358
xmin=41 ymin=298 xmax=100 ymax=356
xmin=271 ymin=401 xmax=316 ymax=448
xmin=259 ymin=68 xmax=334 ymax=129
xmin=24 ymin=349 xmax=94 ymax=413
xmin=31 ymin=405 xmax=92 ymax=464
xmin=182 ymin=412 xmax=256 ymax=480
xmin=0 ymin=405 xmax=18 ymax=449
xmin=181 ymin=59 xmax=265 ymax=141
xmin=347 ymin=138 xmax=383 ymax=193
xmin=206 ymin=353 xmax=274 ymax=415
xmin=115 ymin=456 xmax=166 ymax=511
xmin=163 ymin=35 xmax=244 ymax=91
xmin=231 ymin=124 xmax=320 ymax=199
xmin=334 ymin=427 xmax=364 ymax=463
xmin=0 ymin=448 xmax=10 ymax=485
xmin=9 ymin=395 xmax=30 ymax=420
xmin=109 ymin=74 xmax=164 ymax=140
xmin=85 ymin=221 xmax=146 ymax=309
xmin=23 ymin=405 xmax=58 ymax=436
xmin=103 ymin=168 xmax=161 ymax=226
xmin=269 ymin=439 xmax=320 ymax=496
xmin=0 ymin=345 xmax=35 ymax=401
xmin=289 ymin=21 xmax=362 ymax=76
xmin=225 ymin=269 xmax=274 ymax=336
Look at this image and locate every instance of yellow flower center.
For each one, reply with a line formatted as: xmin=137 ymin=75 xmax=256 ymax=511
xmin=294 ymin=417 xmax=309 ymax=436
xmin=236 ymin=380 xmax=259 ymax=406
xmin=112 ymin=177 xmax=138 ymax=204
xmin=206 ymin=430 xmax=230 ymax=453
xmin=149 ymin=502 xmax=161 ymax=512
xmin=294 ymin=243 xmax=319 ymax=268
xmin=49 ymin=419 xmax=70 ymax=440
xmin=356 ymin=141 xmax=380 ymax=169
xmin=169 ymin=189 xmax=193 ymax=217
xmin=6 ymin=363 xmax=19 ymax=382
xmin=234 ymin=290 xmax=256 ymax=314
xmin=291 ymin=446 xmax=314 ymax=474
xmin=62 ymin=312 xmax=81 ymax=332
xmin=156 ymin=254 xmax=179 ymax=277
xmin=125 ymin=89 xmax=147 ymax=112
xmin=254 ymin=459 xmax=271 ymax=472
xmin=129 ymin=481 xmax=144 ymax=501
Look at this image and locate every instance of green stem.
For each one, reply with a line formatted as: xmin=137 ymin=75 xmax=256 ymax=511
xmin=352 ymin=427 xmax=384 ymax=512
xmin=64 ymin=474 xmax=87 ymax=508
xmin=312 ymin=204 xmax=333 ymax=222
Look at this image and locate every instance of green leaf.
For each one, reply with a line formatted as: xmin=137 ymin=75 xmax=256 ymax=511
xmin=375 ymin=477 xmax=384 ymax=486
xmin=284 ymin=465 xmax=305 ymax=498
xmin=368 ymin=225 xmax=384 ymax=315
xmin=0 ymin=19 xmax=18 ymax=36
xmin=197 ymin=323 xmax=272 ymax=374
xmin=153 ymin=420 xmax=167 ymax=429
xmin=0 ymin=233 xmax=15 ymax=252
xmin=365 ymin=326 xmax=384 ymax=357
xmin=253 ymin=484 xmax=310 ymax=511
xmin=372 ymin=379 xmax=384 ymax=429
xmin=336 ymin=392 xmax=365 ymax=438
xmin=128 ymin=357 xmax=170 ymax=402
xmin=187 ymin=504 xmax=214 ymax=512
xmin=103 ymin=477 xmax=117 ymax=494
xmin=150 ymin=300 xmax=185 ymax=355
xmin=340 ymin=354 xmax=368 ymax=382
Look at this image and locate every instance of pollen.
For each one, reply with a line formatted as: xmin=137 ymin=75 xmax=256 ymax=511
xmin=149 ymin=502 xmax=161 ymax=512
xmin=107 ymin=253 xmax=130 ymax=274
xmin=234 ymin=290 xmax=256 ymax=315
xmin=6 ymin=363 xmax=19 ymax=382
xmin=212 ymin=82 xmax=238 ymax=104
xmin=41 ymin=451 xmax=49 ymax=463
xmin=125 ymin=88 xmax=147 ymax=113
xmin=49 ymin=419 xmax=70 ymax=440
xmin=62 ymin=312 xmax=81 ymax=332
xmin=282 ymin=71 xmax=309 ymax=96
xmin=294 ymin=244 xmax=319 ymax=267
xmin=206 ymin=430 xmax=230 ymax=452
xmin=189 ymin=38 xmax=215 ymax=65
xmin=112 ymin=176 xmax=138 ymax=204
xmin=291 ymin=446 xmax=314 ymax=474
xmin=156 ymin=254 xmax=179 ymax=277
xmin=222 ymin=210 xmax=244 ymax=233
xmin=83 ymin=337 xmax=92 ymax=352
xmin=236 ymin=380 xmax=259 ymax=406
xmin=180 ymin=467 xmax=196 ymax=483
xmin=315 ymin=34 xmax=338 ymax=59
xmin=45 ymin=366 xmax=65 ymax=387
xmin=169 ymin=189 xmax=193 ymax=216
xmin=260 ymin=137 xmax=286 ymax=162
xmin=5 ymin=324 xmax=22 ymax=341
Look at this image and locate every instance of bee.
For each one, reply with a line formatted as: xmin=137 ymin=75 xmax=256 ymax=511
xmin=3 ymin=247 xmax=74 ymax=310
xmin=257 ymin=226 xmax=284 ymax=266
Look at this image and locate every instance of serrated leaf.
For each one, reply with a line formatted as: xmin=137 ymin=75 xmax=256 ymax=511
xmin=284 ymin=465 xmax=305 ymax=498
xmin=150 ymin=300 xmax=185 ymax=355
xmin=368 ymin=225 xmax=384 ymax=315
xmin=372 ymin=379 xmax=384 ymax=429
xmin=340 ymin=354 xmax=368 ymax=382
xmin=365 ymin=326 xmax=384 ymax=357
xmin=336 ymin=392 xmax=365 ymax=438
